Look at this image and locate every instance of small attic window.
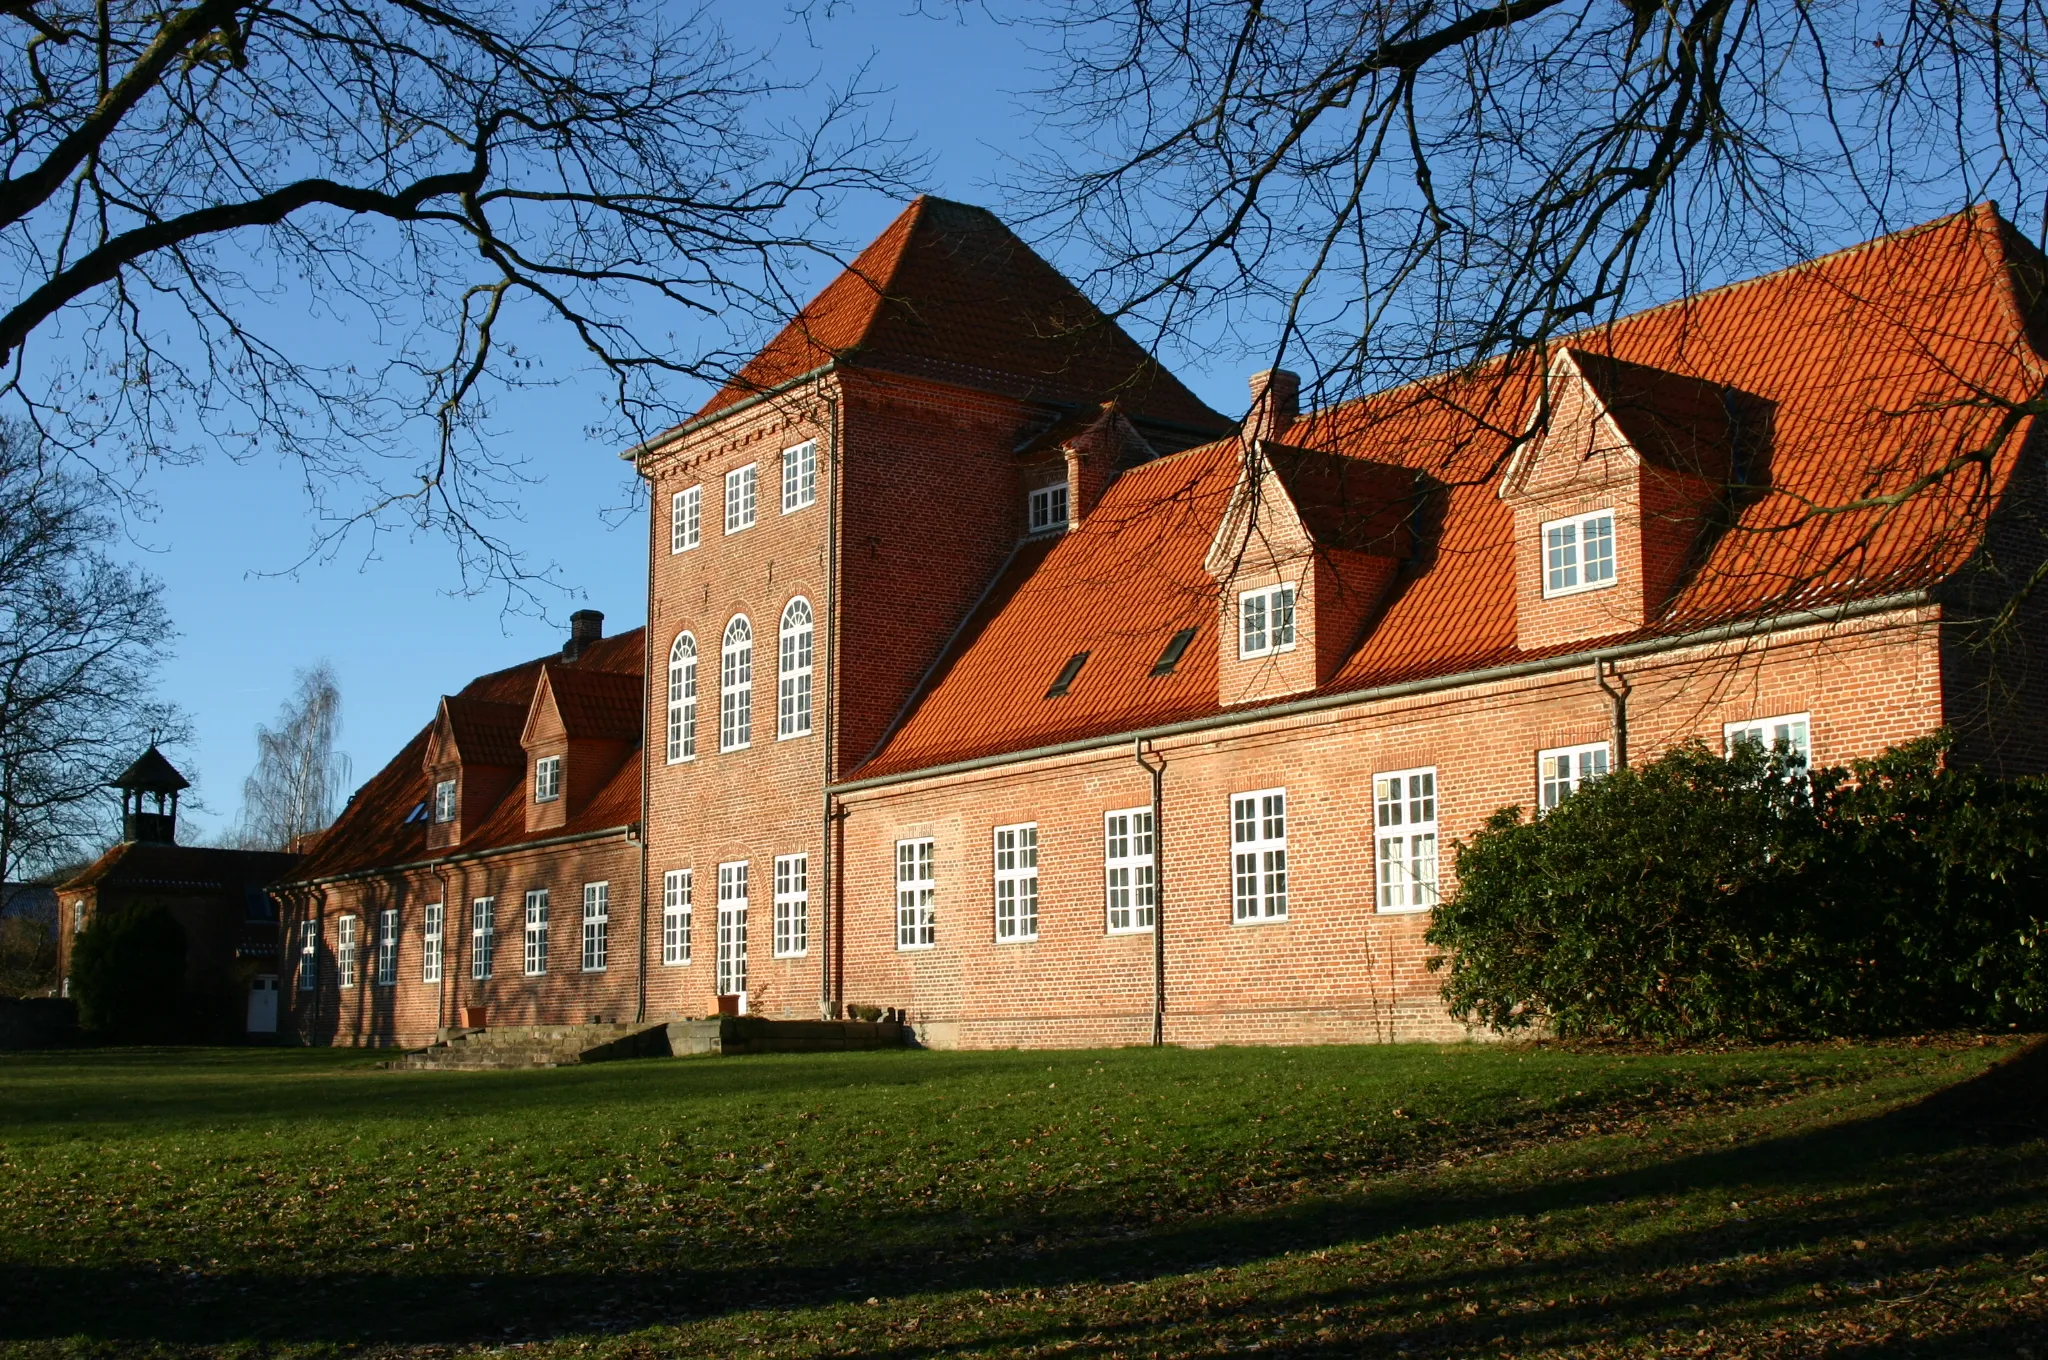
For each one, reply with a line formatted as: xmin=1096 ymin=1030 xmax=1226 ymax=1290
xmin=1028 ymin=483 xmax=1069 ymax=534
xmin=1151 ymin=627 xmax=1198 ymax=677
xmin=1045 ymin=650 xmax=1090 ymax=698
xmin=404 ymin=800 xmax=429 ymax=825
xmin=433 ymin=779 xmax=457 ymax=823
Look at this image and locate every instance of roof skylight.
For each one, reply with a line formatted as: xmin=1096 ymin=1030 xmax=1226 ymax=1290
xmin=1045 ymin=651 xmax=1090 ymax=698
xmin=1151 ymin=627 xmax=1198 ymax=676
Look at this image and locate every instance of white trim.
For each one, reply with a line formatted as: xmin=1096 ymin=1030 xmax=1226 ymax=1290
xmin=1538 ymin=742 xmax=1611 ymax=809
xmin=298 ymin=919 xmax=318 ymax=991
xmin=336 ymin=914 xmax=358 ymax=989
xmin=667 ymin=632 xmax=698 ymax=763
xmin=1104 ymin=806 xmax=1156 ymax=934
xmin=433 ymin=778 xmax=457 ymax=823
xmin=896 ymin=838 xmax=936 ymax=950
xmin=1540 ymin=510 xmax=1618 ymax=598
xmin=1724 ymin=712 xmax=1811 ymax=764
xmin=421 ymin=902 xmax=443 ymax=984
xmin=993 ymin=823 xmax=1039 ymax=943
xmin=724 ymin=463 xmax=758 ymax=534
xmin=523 ymin=888 xmax=549 ymax=975
xmin=470 ymin=896 xmax=495 ymax=980
xmin=720 ymin=615 xmax=753 ymax=752
xmin=670 ymin=484 xmax=702 ymax=553
xmin=1027 ymin=483 xmax=1069 ymax=534
xmin=716 ymin=861 xmax=748 ymax=996
xmin=1237 ymin=584 xmax=1297 ymax=658
xmin=778 ymin=597 xmax=814 ymax=740
xmin=581 ymin=881 xmax=609 ymax=972
xmin=533 ymin=755 xmax=561 ymax=803
xmin=662 ymin=869 xmax=693 ymax=965
xmin=781 ymin=440 xmax=818 ymax=513
xmin=1230 ymin=788 xmax=1288 ymax=922
xmin=1373 ymin=768 xmax=1439 ymax=913
xmin=375 ymin=908 xmax=399 ymax=986
xmin=773 ymin=853 xmax=809 ymax=957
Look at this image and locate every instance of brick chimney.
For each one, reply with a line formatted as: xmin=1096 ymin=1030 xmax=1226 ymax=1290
xmin=564 ymin=609 xmax=604 ymax=661
xmin=1244 ymin=369 xmax=1300 ymax=444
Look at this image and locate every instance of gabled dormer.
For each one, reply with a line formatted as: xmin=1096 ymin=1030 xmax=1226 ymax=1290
xmin=1500 ymin=349 xmax=1766 ymax=651
xmin=423 ymin=696 xmax=527 ymax=851
xmin=1206 ymin=372 xmax=1417 ymax=705
xmin=520 ymin=665 xmax=642 ymax=833
xmin=1014 ymin=400 xmax=1159 ymax=535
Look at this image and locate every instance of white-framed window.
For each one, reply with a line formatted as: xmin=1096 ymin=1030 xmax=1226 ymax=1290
xmin=724 ymin=464 xmax=758 ymax=534
xmin=670 ymin=484 xmax=702 ymax=553
xmin=773 ymin=853 xmax=809 ymax=957
xmin=298 ymin=919 xmax=318 ymax=991
xmin=667 ymin=632 xmax=698 ymax=763
xmin=582 ymin=882 xmax=609 ymax=972
xmin=716 ymin=861 xmax=748 ymax=996
xmin=896 ymin=838 xmax=936 ymax=950
xmin=1231 ymin=789 xmax=1288 ymax=922
xmin=433 ymin=778 xmax=456 ymax=823
xmin=375 ymin=908 xmax=399 ymax=986
xmin=778 ymin=598 xmax=814 ymax=739
xmin=1374 ymin=769 xmax=1439 ymax=913
xmin=1541 ymin=510 xmax=1618 ymax=597
xmin=533 ymin=755 xmax=562 ymax=804
xmin=470 ymin=897 xmax=495 ymax=980
xmin=337 ymin=914 xmax=359 ymax=989
xmin=1725 ymin=712 xmax=1811 ymax=766
xmin=1538 ymin=742 xmax=1611 ymax=810
xmin=782 ymin=440 xmax=817 ymax=512
xmin=721 ymin=615 xmax=753 ymax=751
xmin=422 ymin=902 xmax=444 ymax=984
xmin=1104 ymin=806 xmax=1156 ymax=933
xmin=523 ymin=889 xmax=549 ymax=975
xmin=1238 ymin=584 xmax=1297 ymax=658
xmin=1028 ymin=483 xmax=1069 ymax=533
xmin=993 ymin=824 xmax=1039 ymax=942
xmin=662 ymin=869 xmax=692 ymax=965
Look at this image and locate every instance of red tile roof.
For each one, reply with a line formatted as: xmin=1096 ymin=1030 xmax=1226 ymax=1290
xmin=285 ymin=630 xmax=645 ymax=883
xmin=858 ymin=206 xmax=2047 ymax=778
xmin=539 ymin=665 xmax=643 ymax=743
xmin=694 ymin=197 xmax=1229 ymax=437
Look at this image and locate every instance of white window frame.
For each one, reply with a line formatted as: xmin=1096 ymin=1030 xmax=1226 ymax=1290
xmin=470 ymin=897 xmax=495 ymax=981
xmin=716 ymin=861 xmax=748 ymax=996
xmin=724 ymin=463 xmax=758 ymax=534
xmin=1374 ymin=768 xmax=1439 ymax=913
xmin=523 ymin=888 xmax=549 ymax=976
xmin=582 ymin=882 xmax=609 ymax=972
xmin=422 ymin=902 xmax=443 ymax=984
xmin=1231 ymin=789 xmax=1289 ymax=922
xmin=375 ymin=908 xmax=399 ymax=986
xmin=993 ymin=823 xmax=1039 ymax=943
xmin=1104 ymin=806 xmax=1156 ymax=934
xmin=896 ymin=838 xmax=936 ymax=950
xmin=1237 ymin=584 xmax=1297 ymax=659
xmin=667 ymin=632 xmax=698 ymax=763
xmin=1538 ymin=742 xmax=1611 ymax=810
xmin=781 ymin=440 xmax=817 ymax=512
xmin=337 ymin=914 xmax=358 ymax=989
xmin=670 ymin=484 xmax=702 ymax=553
xmin=298 ymin=919 xmax=318 ymax=991
xmin=721 ymin=615 xmax=753 ymax=752
xmin=1027 ymin=483 xmax=1069 ymax=534
xmin=1541 ymin=510 xmax=1618 ymax=598
xmin=1724 ymin=712 xmax=1812 ymax=766
xmin=533 ymin=755 xmax=562 ymax=804
xmin=778 ymin=598 xmax=814 ymax=740
xmin=433 ymin=778 xmax=456 ymax=823
xmin=662 ymin=869 xmax=692 ymax=965
xmin=773 ymin=853 xmax=809 ymax=957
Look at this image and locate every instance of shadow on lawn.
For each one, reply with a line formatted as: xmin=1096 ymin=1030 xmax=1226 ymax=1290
xmin=2 ymin=1041 xmax=2042 ymax=1352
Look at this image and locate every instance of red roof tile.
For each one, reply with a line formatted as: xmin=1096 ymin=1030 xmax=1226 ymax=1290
xmin=538 ymin=665 xmax=643 ymax=743
xmin=859 ymin=206 xmax=2047 ymax=777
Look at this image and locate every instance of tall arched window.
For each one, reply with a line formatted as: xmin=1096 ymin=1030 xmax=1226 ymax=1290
xmin=720 ymin=616 xmax=752 ymax=752
xmin=778 ymin=597 xmax=814 ymax=739
xmin=666 ymin=632 xmax=697 ymax=763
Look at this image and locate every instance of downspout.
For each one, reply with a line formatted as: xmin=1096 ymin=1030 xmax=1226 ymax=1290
xmin=819 ymin=381 xmax=842 ymax=1020
xmin=636 ymin=444 xmax=657 ymax=1024
xmin=1134 ymin=737 xmax=1166 ymax=1047
xmin=1596 ymin=657 xmax=1631 ymax=768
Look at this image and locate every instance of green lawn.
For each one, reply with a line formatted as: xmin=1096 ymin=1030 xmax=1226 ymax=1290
xmin=0 ymin=1038 xmax=2042 ymax=1357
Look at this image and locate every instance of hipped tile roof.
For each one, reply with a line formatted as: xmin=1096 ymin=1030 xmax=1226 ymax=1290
xmin=539 ymin=665 xmax=643 ymax=743
xmin=285 ymin=630 xmax=644 ymax=883
xmin=859 ymin=205 xmax=2048 ymax=778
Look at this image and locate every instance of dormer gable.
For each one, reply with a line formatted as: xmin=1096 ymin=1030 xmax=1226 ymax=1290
xmin=1013 ymin=400 xmax=1159 ymax=534
xmin=422 ymin=696 xmax=525 ymax=851
xmin=520 ymin=665 xmax=642 ymax=833
xmin=1502 ymin=348 xmax=1765 ymax=651
xmin=1207 ymin=438 xmax=1417 ymax=705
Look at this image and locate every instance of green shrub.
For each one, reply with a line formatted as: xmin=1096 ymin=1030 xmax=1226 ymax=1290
xmin=1426 ymin=735 xmax=2048 ymax=1040
xmin=69 ymin=907 xmax=186 ymax=1040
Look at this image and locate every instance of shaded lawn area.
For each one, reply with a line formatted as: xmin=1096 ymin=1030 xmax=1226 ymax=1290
xmin=0 ymin=1038 xmax=2042 ymax=1357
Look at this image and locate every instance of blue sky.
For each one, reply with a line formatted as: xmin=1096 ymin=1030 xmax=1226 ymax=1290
xmin=141 ymin=1 xmax=1252 ymax=842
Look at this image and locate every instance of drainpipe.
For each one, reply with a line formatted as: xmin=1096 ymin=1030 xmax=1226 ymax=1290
xmin=637 ymin=456 xmax=657 ymax=1025
xmin=1597 ymin=657 xmax=1631 ymax=768
xmin=1134 ymin=737 xmax=1167 ymax=1047
xmin=819 ymin=381 xmax=842 ymax=1021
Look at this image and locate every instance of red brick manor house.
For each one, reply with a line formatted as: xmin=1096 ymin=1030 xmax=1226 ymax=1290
xmin=276 ymin=197 xmax=2048 ymax=1049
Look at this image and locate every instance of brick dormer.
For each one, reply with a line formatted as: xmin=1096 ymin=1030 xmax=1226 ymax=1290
xmin=1501 ymin=349 xmax=1764 ymax=651
xmin=1205 ymin=439 xmax=1417 ymax=705
xmin=423 ymin=696 xmax=526 ymax=851
xmin=521 ymin=665 xmax=642 ymax=834
xmin=1014 ymin=401 xmax=1159 ymax=534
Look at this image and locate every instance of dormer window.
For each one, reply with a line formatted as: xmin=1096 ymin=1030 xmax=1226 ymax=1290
xmin=433 ymin=779 xmax=457 ymax=823
xmin=534 ymin=755 xmax=562 ymax=803
xmin=1238 ymin=585 xmax=1296 ymax=658
xmin=1028 ymin=483 xmax=1069 ymax=534
xmin=1541 ymin=510 xmax=1617 ymax=597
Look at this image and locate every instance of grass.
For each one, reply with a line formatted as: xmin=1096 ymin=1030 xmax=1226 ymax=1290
xmin=0 ymin=1037 xmax=2042 ymax=1357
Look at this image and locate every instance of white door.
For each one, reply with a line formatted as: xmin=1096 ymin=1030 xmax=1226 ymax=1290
xmin=716 ymin=903 xmax=747 ymax=998
xmin=246 ymin=975 xmax=278 ymax=1033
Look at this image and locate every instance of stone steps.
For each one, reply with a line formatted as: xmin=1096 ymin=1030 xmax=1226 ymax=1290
xmin=386 ymin=1022 xmax=659 ymax=1071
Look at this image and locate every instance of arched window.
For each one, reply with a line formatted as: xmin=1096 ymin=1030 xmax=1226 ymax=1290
xmin=666 ymin=632 xmax=697 ymax=763
xmin=720 ymin=616 xmax=752 ymax=752
xmin=778 ymin=597 xmax=814 ymax=739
